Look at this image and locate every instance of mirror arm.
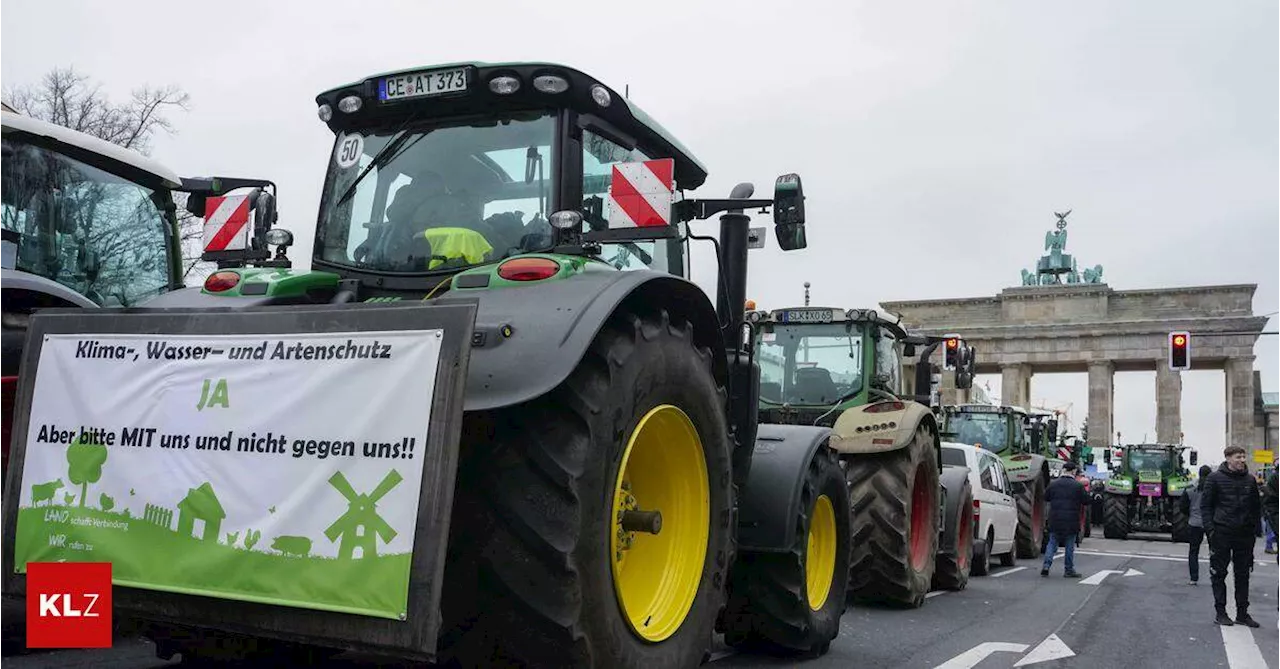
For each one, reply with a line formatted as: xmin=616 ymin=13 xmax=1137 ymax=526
xmin=675 ymin=198 xmax=774 ymax=222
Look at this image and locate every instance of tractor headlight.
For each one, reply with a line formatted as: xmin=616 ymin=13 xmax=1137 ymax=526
xmin=489 ymin=75 xmax=520 ymax=94
xmin=265 ymin=228 xmax=294 ymax=247
xmin=338 ymin=95 xmax=363 ymax=114
xmin=533 ymin=75 xmax=569 ymax=94
xmin=590 ymin=84 xmax=612 ymax=107
xmin=317 ymin=104 xmax=333 ymax=122
xmin=549 ymin=210 xmax=582 ymax=230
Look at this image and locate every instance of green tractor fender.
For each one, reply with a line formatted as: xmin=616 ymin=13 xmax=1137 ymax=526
xmin=736 ymin=424 xmax=832 ymax=551
xmin=827 ymin=400 xmax=939 ymax=458
xmin=149 ymin=267 xmax=726 ymax=414
xmin=1104 ymin=476 xmax=1136 ymax=495
xmin=1164 ymin=475 xmax=1192 ymax=497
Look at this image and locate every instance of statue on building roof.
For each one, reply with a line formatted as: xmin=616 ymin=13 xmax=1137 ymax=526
xmin=1019 ymin=210 xmax=1104 ymax=286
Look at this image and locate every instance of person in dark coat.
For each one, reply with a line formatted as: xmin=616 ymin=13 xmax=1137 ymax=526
xmin=1041 ymin=462 xmax=1086 ymax=578
xmin=1201 ymin=446 xmax=1262 ymax=627
xmin=1264 ymin=465 xmax=1278 ymax=555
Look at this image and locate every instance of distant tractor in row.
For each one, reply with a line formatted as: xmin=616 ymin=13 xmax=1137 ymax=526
xmin=746 ymin=306 xmax=979 ymax=607
xmin=1102 ymin=443 xmax=1196 ymax=542
xmin=941 ymin=404 xmax=1050 ymax=560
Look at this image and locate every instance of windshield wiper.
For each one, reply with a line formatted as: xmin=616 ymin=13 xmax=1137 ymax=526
xmin=333 ymin=130 xmax=428 ymax=208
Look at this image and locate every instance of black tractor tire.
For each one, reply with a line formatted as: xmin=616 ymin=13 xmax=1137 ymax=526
xmin=999 ymin=544 xmax=1017 ymax=567
xmin=933 ymin=472 xmax=973 ymax=591
xmin=845 ymin=424 xmax=940 ymax=608
xmin=972 ymin=530 xmax=991 ymax=576
xmin=436 ymin=307 xmax=734 ymax=668
xmin=1015 ymin=476 xmax=1046 ymax=559
xmin=721 ymin=445 xmax=850 ymax=657
xmin=1168 ymin=497 xmax=1189 ymax=543
xmin=1103 ymin=493 xmax=1130 ymax=540
xmin=1083 ymin=505 xmax=1092 ymax=538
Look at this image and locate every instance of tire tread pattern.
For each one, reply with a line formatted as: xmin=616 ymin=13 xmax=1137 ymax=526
xmin=845 ymin=425 xmax=939 ymax=608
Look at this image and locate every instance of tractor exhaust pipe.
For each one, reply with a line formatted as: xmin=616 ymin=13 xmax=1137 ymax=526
xmin=715 ymin=182 xmax=754 ymax=350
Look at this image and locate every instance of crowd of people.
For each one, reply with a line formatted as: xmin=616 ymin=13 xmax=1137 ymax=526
xmin=1040 ymin=446 xmax=1278 ymax=628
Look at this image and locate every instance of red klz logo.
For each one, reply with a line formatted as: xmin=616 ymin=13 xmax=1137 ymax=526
xmin=26 ymin=562 xmax=113 ymax=648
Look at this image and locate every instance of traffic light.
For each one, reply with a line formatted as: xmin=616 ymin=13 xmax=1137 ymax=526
xmin=1168 ymin=331 xmax=1190 ymax=371
xmin=943 ymin=336 xmax=960 ymax=370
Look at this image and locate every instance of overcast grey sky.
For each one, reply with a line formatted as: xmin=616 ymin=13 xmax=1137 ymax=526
xmin=3 ymin=0 xmax=1276 ymax=457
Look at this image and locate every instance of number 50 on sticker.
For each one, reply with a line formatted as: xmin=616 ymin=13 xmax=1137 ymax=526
xmin=335 ymin=133 xmax=364 ymax=169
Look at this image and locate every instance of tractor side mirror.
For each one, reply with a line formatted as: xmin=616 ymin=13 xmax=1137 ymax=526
xmin=772 ymin=173 xmax=806 ymax=251
xmin=1190 ymin=451 xmax=1198 ymax=466
xmin=1087 ymin=453 xmax=1095 ymax=466
xmin=185 ymin=192 xmax=207 ymax=218
xmin=1047 ymin=418 xmax=1059 ymax=443
xmin=1103 ymin=450 xmax=1111 ymax=465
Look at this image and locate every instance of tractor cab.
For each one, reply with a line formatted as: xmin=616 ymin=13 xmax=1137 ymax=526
xmin=299 ymin=62 xmax=805 ymax=299
xmin=743 ymin=306 xmax=975 ymax=427
xmin=941 ymin=404 xmax=1031 ymax=455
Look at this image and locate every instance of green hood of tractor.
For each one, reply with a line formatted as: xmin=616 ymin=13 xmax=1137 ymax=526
xmin=201 ymin=267 xmax=342 ymax=298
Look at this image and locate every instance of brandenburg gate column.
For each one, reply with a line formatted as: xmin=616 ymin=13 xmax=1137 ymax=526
xmin=1001 ymin=363 xmax=1031 ymax=409
xmin=1155 ymin=358 xmax=1183 ymax=444
xmin=1225 ymin=355 xmax=1256 ymax=460
xmin=1087 ymin=361 xmax=1114 ymax=451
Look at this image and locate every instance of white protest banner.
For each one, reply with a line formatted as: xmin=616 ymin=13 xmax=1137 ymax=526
xmin=13 ymin=330 xmax=443 ymax=620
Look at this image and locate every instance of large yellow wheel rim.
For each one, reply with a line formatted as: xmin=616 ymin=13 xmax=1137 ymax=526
xmin=610 ymin=404 xmax=710 ymax=643
xmin=805 ymin=494 xmax=837 ymax=611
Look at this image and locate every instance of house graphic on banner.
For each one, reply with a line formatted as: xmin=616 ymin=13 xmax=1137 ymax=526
xmin=176 ymin=482 xmax=225 ymax=542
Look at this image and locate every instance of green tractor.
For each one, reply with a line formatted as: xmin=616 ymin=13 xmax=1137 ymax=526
xmin=743 ymin=306 xmax=979 ymax=606
xmin=941 ymin=404 xmax=1053 ymax=559
xmin=0 ymin=109 xmax=281 ymax=475
xmin=1101 ymin=443 xmax=1196 ymax=541
xmin=2 ymin=62 xmax=855 ymax=666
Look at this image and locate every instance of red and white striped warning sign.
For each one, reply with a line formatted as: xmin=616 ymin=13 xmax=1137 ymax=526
xmin=202 ymin=195 xmax=252 ymax=252
xmin=1057 ymin=447 xmax=1072 ymax=461
xmin=606 ymin=158 xmax=674 ymax=228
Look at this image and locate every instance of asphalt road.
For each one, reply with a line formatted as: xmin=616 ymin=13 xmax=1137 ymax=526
xmin=5 ymin=536 xmax=1276 ymax=669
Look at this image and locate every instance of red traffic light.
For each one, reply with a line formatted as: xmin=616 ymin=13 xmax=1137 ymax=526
xmin=1168 ymin=331 xmax=1190 ymax=371
xmin=946 ymin=338 xmax=958 ymax=348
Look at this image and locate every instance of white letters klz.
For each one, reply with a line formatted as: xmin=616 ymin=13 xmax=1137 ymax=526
xmin=38 ymin=593 xmax=99 ymax=617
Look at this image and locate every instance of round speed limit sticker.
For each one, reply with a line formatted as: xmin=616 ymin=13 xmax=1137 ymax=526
xmin=335 ymin=133 xmax=364 ymax=169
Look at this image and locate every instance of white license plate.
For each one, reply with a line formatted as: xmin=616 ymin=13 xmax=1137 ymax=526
xmin=781 ymin=309 xmax=832 ymax=324
xmin=378 ymin=68 xmax=469 ymax=102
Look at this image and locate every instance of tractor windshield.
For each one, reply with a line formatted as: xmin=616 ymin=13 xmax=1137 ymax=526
xmin=1 ymin=134 xmax=173 ymax=306
xmin=756 ymin=322 xmax=864 ymax=406
xmin=1126 ymin=449 xmax=1174 ymax=473
xmin=315 ymin=111 xmax=558 ymax=274
xmin=946 ymin=412 xmax=1010 ymax=453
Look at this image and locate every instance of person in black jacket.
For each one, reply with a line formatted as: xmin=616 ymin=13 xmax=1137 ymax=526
xmin=1201 ymin=446 xmax=1262 ymax=627
xmin=1041 ymin=462 xmax=1086 ymax=578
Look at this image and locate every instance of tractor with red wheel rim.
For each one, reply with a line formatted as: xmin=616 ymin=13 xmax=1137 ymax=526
xmin=745 ymin=308 xmax=979 ymax=607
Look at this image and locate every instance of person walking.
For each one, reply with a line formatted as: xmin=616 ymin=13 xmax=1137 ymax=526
xmin=1264 ymin=464 xmax=1278 ymax=556
xmin=1181 ymin=464 xmax=1213 ymax=584
xmin=1041 ymin=461 xmax=1086 ymax=578
xmin=1201 ymin=446 xmax=1262 ymax=627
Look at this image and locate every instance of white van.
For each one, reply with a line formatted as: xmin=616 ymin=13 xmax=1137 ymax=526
xmin=941 ymin=441 xmax=1019 ymax=575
